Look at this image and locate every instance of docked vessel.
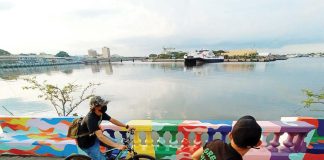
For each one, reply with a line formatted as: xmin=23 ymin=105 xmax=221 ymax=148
xmin=184 ymin=50 xmax=224 ymax=65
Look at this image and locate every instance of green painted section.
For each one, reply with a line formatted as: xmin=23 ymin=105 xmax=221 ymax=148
xmin=310 ymin=130 xmax=324 ymax=143
xmin=152 ymin=120 xmax=182 ymax=159
xmin=288 ymin=153 xmax=305 ymax=160
xmin=152 ymin=120 xmax=182 ymax=132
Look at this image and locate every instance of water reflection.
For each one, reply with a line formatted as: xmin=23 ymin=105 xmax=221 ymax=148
xmin=150 ymin=62 xmax=185 ymax=71
xmin=0 ymin=63 xmax=115 ymax=80
xmin=89 ymin=63 xmax=114 ymax=74
xmin=220 ymin=63 xmax=256 ymax=72
xmin=0 ymin=62 xmax=268 ymax=80
xmin=103 ymin=64 xmax=113 ymax=75
xmin=90 ymin=64 xmax=100 ymax=73
xmin=148 ymin=62 xmax=268 ymax=75
xmin=0 ymin=64 xmax=85 ymax=80
xmin=2 ymin=59 xmax=323 ymax=120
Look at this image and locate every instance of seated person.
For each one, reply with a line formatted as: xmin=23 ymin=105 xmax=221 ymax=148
xmin=192 ymin=115 xmax=262 ymax=160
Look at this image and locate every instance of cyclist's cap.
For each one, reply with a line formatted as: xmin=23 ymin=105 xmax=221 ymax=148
xmin=90 ymin=96 xmax=109 ymax=107
xmin=231 ymin=115 xmax=262 ymax=149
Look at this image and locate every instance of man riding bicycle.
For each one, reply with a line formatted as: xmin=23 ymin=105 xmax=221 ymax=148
xmin=76 ymin=96 xmax=135 ymax=160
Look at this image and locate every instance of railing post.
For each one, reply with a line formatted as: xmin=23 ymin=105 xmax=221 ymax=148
xmin=261 ymin=132 xmax=270 ymax=147
xmin=292 ymin=132 xmax=307 ymax=152
xmin=157 ymin=131 xmax=166 ymax=148
xmin=207 ymin=130 xmax=216 ymax=142
xmin=180 ymin=130 xmax=190 ymax=152
xmin=280 ymin=132 xmax=296 ymax=153
xmin=133 ymin=131 xmax=141 ymax=149
xmin=169 ymin=131 xmax=178 ymax=146
xmin=193 ymin=132 xmax=203 ymax=151
xmin=220 ymin=132 xmax=229 ymax=142
xmin=268 ymin=132 xmax=283 ymax=152
xmin=145 ymin=131 xmax=154 ymax=149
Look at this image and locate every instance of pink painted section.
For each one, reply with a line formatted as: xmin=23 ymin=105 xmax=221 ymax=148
xmin=257 ymin=121 xmax=282 ymax=133
xmin=243 ymin=148 xmax=272 ymax=160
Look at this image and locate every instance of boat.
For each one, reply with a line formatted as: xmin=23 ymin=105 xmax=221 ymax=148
xmin=184 ymin=50 xmax=224 ymax=65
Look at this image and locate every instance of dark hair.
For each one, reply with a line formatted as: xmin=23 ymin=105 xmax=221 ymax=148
xmin=231 ymin=115 xmax=262 ymax=148
xmin=89 ymin=96 xmax=109 ymax=111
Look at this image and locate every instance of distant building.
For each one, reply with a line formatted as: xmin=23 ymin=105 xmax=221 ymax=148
xmin=258 ymin=52 xmax=271 ymax=57
xmin=39 ymin=52 xmax=55 ymax=58
xmin=222 ymin=49 xmax=258 ymax=57
xmin=88 ymin=49 xmax=98 ymax=57
xmin=102 ymin=47 xmax=110 ymax=59
xmin=162 ymin=47 xmax=175 ymax=54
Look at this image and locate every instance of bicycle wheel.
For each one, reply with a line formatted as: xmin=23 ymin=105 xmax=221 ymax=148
xmin=65 ymin=154 xmax=92 ymax=160
xmin=128 ymin=154 xmax=155 ymax=160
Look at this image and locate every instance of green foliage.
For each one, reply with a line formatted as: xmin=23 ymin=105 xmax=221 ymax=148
xmin=56 ymin=51 xmax=70 ymax=57
xmin=149 ymin=54 xmax=158 ymax=58
xmin=158 ymin=53 xmax=172 ymax=59
xmin=0 ymin=49 xmax=11 ymax=56
xmin=212 ymin=50 xmax=226 ymax=56
xmin=248 ymin=53 xmax=258 ymax=59
xmin=156 ymin=52 xmax=187 ymax=59
xmin=22 ymin=76 xmax=101 ymax=116
xmin=302 ymin=89 xmax=324 ymax=108
xmin=172 ymin=52 xmax=187 ymax=59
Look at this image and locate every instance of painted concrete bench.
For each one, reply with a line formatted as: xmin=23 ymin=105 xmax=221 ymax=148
xmin=0 ymin=117 xmax=318 ymax=160
xmin=0 ymin=117 xmax=80 ymax=157
xmin=281 ymin=117 xmax=324 ymax=160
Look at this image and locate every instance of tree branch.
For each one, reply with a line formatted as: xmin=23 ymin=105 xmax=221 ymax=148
xmin=22 ymin=76 xmax=101 ymax=116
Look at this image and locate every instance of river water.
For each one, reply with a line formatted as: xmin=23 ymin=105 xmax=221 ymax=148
xmin=0 ymin=58 xmax=323 ymax=120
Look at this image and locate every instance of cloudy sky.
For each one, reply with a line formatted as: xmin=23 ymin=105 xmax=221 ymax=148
xmin=1 ymin=0 xmax=324 ymax=56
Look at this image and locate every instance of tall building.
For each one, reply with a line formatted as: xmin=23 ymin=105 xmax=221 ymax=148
xmin=88 ymin=49 xmax=97 ymax=57
xmin=102 ymin=47 xmax=110 ymax=59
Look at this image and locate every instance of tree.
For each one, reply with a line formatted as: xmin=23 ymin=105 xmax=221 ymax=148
xmin=149 ymin=54 xmax=158 ymax=58
xmin=213 ymin=50 xmax=226 ymax=56
xmin=171 ymin=52 xmax=187 ymax=59
xmin=158 ymin=53 xmax=172 ymax=59
xmin=0 ymin=49 xmax=11 ymax=56
xmin=303 ymin=88 xmax=324 ymax=108
xmin=22 ymin=76 xmax=101 ymax=116
xmin=56 ymin=51 xmax=70 ymax=57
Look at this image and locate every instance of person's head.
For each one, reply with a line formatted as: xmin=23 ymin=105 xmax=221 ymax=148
xmin=229 ymin=115 xmax=262 ymax=151
xmin=90 ymin=96 xmax=109 ymax=114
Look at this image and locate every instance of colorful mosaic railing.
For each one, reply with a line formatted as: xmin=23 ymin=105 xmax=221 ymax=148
xmin=101 ymin=120 xmax=316 ymax=160
xmin=281 ymin=117 xmax=324 ymax=160
xmin=0 ymin=117 xmax=80 ymax=157
xmin=0 ymin=117 xmax=320 ymax=160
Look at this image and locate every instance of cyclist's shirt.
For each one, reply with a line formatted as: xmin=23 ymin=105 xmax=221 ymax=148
xmin=76 ymin=111 xmax=111 ymax=148
xmin=200 ymin=139 xmax=242 ymax=160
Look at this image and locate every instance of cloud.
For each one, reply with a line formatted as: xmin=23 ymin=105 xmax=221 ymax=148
xmin=1 ymin=0 xmax=324 ymax=56
xmin=0 ymin=1 xmax=13 ymax=11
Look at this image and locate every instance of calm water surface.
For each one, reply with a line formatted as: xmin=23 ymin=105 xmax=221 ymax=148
xmin=0 ymin=58 xmax=323 ymax=120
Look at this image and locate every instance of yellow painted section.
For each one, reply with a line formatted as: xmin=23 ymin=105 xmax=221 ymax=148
xmin=127 ymin=120 xmax=152 ymax=131
xmin=127 ymin=120 xmax=155 ymax=158
xmin=11 ymin=118 xmax=30 ymax=125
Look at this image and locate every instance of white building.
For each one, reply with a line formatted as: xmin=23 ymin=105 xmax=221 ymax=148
xmin=88 ymin=49 xmax=98 ymax=57
xmin=102 ymin=47 xmax=110 ymax=59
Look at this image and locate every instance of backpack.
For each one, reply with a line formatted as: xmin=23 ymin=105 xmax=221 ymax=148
xmin=67 ymin=117 xmax=91 ymax=139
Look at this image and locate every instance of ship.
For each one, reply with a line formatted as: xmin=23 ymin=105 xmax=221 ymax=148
xmin=184 ymin=50 xmax=224 ymax=65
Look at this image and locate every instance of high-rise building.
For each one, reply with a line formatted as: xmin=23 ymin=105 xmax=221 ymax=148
xmin=88 ymin=49 xmax=97 ymax=57
xmin=102 ymin=47 xmax=110 ymax=59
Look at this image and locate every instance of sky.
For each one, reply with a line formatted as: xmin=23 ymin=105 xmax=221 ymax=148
xmin=1 ymin=0 xmax=324 ymax=56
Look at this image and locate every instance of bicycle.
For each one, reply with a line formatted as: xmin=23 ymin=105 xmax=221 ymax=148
xmin=65 ymin=129 xmax=155 ymax=160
